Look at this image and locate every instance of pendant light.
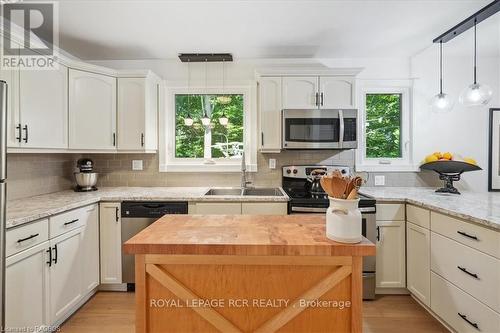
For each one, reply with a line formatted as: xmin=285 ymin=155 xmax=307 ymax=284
xmin=183 ymin=60 xmax=194 ymax=126
xmin=459 ymin=19 xmax=493 ymax=106
xmin=218 ymin=59 xmax=230 ymax=126
xmin=201 ymin=59 xmax=211 ymax=127
xmin=429 ymin=40 xmax=453 ymax=113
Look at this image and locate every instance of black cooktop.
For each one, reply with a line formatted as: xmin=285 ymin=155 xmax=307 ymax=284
xmin=283 ymin=187 xmax=376 ymax=208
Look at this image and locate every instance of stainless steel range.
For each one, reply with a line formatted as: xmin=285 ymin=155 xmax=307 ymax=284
xmin=282 ymin=165 xmax=377 ymax=300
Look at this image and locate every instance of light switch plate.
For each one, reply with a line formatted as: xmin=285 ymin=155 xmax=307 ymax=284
xmin=374 ymin=175 xmax=385 ymax=186
xmin=269 ymin=158 xmax=276 ymax=169
xmin=132 ymin=160 xmax=143 ymax=171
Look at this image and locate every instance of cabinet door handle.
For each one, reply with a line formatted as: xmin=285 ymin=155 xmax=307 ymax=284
xmin=46 ymin=248 xmax=52 ymax=267
xmin=458 ymin=313 xmax=479 ymax=330
xmin=315 ymin=92 xmax=319 ymax=106
xmin=457 ymin=230 xmax=478 ymax=241
xmin=141 ymin=133 xmax=145 ymax=147
xmin=115 ymin=207 xmax=119 ymax=222
xmin=64 ymin=219 xmax=79 ymax=226
xmin=52 ymin=244 xmax=58 ymax=264
xmin=22 ymin=125 xmax=28 ymax=143
xmin=112 ymin=133 xmax=116 ymax=147
xmin=320 ymin=92 xmax=324 ymax=106
xmin=457 ymin=266 xmax=479 ymax=279
xmin=17 ymin=233 xmax=39 ymax=243
xmin=15 ymin=124 xmax=21 ymax=142
xmin=376 ymin=226 xmax=380 ymax=241
xmin=261 ymin=132 xmax=264 ymax=146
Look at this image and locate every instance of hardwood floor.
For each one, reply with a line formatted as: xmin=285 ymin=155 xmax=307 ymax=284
xmin=60 ymin=292 xmax=447 ymax=333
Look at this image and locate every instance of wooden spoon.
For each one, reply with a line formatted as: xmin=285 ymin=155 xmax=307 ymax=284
xmin=347 ymin=188 xmax=358 ymax=200
xmin=330 ymin=176 xmax=348 ymax=199
xmin=344 ymin=178 xmax=356 ymax=199
xmin=320 ymin=177 xmax=333 ymax=197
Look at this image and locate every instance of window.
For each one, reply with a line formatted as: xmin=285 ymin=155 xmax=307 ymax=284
xmin=356 ymin=82 xmax=415 ymax=172
xmin=175 ymin=94 xmax=244 ymax=159
xmin=160 ymin=86 xmax=257 ymax=172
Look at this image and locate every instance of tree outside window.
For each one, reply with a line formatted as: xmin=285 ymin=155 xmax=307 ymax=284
xmin=175 ymin=94 xmax=244 ymax=159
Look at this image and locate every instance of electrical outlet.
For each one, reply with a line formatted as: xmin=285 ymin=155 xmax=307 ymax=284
xmin=374 ymin=175 xmax=385 ymax=186
xmin=132 ymin=160 xmax=143 ymax=171
xmin=269 ymin=158 xmax=276 ymax=169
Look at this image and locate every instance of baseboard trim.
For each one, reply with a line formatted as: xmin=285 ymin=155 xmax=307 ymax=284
xmin=99 ymin=283 xmax=128 ymax=291
xmin=376 ymin=287 xmax=409 ymax=295
xmin=52 ymin=287 xmax=99 ymax=328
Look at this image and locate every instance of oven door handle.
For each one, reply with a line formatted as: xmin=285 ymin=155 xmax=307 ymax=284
xmin=291 ymin=206 xmax=327 ymax=213
xmin=359 ymin=207 xmax=376 ymax=213
xmin=338 ymin=109 xmax=344 ymax=148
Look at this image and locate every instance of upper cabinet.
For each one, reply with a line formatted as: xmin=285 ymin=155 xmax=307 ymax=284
xmin=282 ymin=76 xmax=355 ymax=110
xmin=69 ymin=69 xmax=117 ymax=150
xmin=258 ymin=77 xmax=282 ymax=153
xmin=117 ymin=75 xmax=160 ymax=151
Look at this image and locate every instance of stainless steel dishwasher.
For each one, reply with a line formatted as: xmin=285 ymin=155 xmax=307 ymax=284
xmin=121 ymin=201 xmax=188 ymax=287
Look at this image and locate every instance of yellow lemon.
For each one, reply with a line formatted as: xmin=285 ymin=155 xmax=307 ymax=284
xmin=442 ymin=152 xmax=453 ymax=160
xmin=425 ymin=155 xmax=439 ymax=163
xmin=463 ymin=157 xmax=477 ymax=166
xmin=433 ymin=152 xmax=442 ymax=159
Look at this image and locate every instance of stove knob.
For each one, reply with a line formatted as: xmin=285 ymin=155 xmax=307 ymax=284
xmin=286 ymin=169 xmax=291 ymax=174
xmin=293 ymin=169 xmax=298 ymax=174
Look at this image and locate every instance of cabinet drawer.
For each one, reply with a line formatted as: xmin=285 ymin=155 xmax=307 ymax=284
xmin=431 ymin=232 xmax=500 ymax=312
xmin=6 ymin=219 xmax=49 ymax=257
xmin=241 ymin=203 xmax=287 ymax=215
xmin=406 ymin=205 xmax=430 ymax=229
xmin=376 ymin=204 xmax=405 ymax=221
xmin=50 ymin=204 xmax=97 ymax=238
xmin=431 ymin=272 xmax=500 ymax=333
xmin=431 ymin=211 xmax=500 ymax=259
xmin=194 ymin=202 xmax=241 ymax=215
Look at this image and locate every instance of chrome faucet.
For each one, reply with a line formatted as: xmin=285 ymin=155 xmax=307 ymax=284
xmin=240 ymin=151 xmax=252 ymax=189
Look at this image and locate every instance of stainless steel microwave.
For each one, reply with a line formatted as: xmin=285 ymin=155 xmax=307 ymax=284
xmin=282 ymin=109 xmax=357 ymax=150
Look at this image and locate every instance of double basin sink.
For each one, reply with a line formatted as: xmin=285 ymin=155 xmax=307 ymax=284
xmin=204 ymin=187 xmax=285 ymax=197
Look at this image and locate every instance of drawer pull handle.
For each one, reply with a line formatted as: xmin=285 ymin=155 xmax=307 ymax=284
xmin=115 ymin=207 xmax=119 ymax=222
xmin=457 ymin=266 xmax=479 ymax=279
xmin=17 ymin=233 xmax=39 ymax=243
xmin=46 ymin=248 xmax=52 ymax=267
xmin=458 ymin=312 xmax=479 ymax=330
xmin=64 ymin=219 xmax=79 ymax=226
xmin=457 ymin=230 xmax=478 ymax=241
xmin=52 ymin=244 xmax=58 ymax=264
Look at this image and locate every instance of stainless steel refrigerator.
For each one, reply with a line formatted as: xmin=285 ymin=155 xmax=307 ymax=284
xmin=0 ymin=79 xmax=7 ymax=330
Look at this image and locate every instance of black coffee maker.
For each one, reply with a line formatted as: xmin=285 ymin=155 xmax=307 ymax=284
xmin=74 ymin=158 xmax=98 ymax=192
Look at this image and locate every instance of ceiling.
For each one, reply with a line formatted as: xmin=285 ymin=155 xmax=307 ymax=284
xmin=46 ymin=0 xmax=496 ymax=60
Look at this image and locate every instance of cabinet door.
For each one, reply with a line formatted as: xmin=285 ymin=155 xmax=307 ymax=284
xmin=117 ymin=78 xmax=146 ymax=150
xmin=407 ymin=222 xmax=430 ymax=306
xmin=20 ymin=63 xmax=68 ymax=148
xmin=81 ymin=204 xmax=100 ymax=293
xmin=376 ymin=220 xmax=406 ymax=288
xmin=144 ymin=79 xmax=159 ymax=150
xmin=49 ymin=228 xmax=84 ymax=324
xmin=69 ymin=69 xmax=117 ymax=149
xmin=0 ymin=40 xmax=21 ymax=147
xmin=259 ymin=77 xmax=282 ymax=152
xmin=99 ymin=202 xmax=122 ymax=284
xmin=5 ymin=241 xmax=50 ymax=330
xmin=319 ymin=76 xmax=355 ymax=109
xmin=282 ymin=76 xmax=319 ymax=109
xmin=241 ymin=202 xmax=287 ymax=215
xmin=194 ymin=202 xmax=241 ymax=214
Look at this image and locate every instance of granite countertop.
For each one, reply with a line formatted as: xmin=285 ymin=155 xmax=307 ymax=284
xmin=123 ymin=214 xmax=375 ymax=256
xmin=7 ymin=187 xmax=289 ymax=229
xmin=361 ymin=187 xmax=500 ymax=231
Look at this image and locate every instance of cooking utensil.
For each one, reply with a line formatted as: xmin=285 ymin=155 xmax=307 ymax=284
xmin=320 ymin=177 xmax=333 ymax=196
xmin=330 ymin=176 xmax=348 ymax=199
xmin=308 ymin=169 xmax=327 ymax=194
xmin=344 ymin=178 xmax=356 ymax=199
xmin=347 ymin=188 xmax=358 ymax=200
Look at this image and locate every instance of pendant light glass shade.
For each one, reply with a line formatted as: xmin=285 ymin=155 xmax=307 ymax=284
xmin=430 ymin=41 xmax=454 ymax=113
xmin=201 ymin=112 xmax=211 ymax=126
xmin=184 ymin=116 xmax=194 ymax=126
xmin=218 ymin=113 xmax=229 ymax=126
xmin=459 ymin=19 xmax=492 ymax=107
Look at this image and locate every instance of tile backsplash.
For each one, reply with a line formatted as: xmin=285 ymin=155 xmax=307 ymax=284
xmin=6 ymin=150 xmax=440 ymax=200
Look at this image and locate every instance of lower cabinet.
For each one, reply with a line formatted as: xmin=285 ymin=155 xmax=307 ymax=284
xmin=375 ymin=220 xmax=406 ymax=289
xmin=81 ymin=204 xmax=100 ymax=293
xmin=5 ymin=241 xmax=50 ymax=330
xmin=100 ymin=202 xmax=122 ymax=284
xmin=406 ymin=221 xmax=430 ymax=306
xmin=191 ymin=202 xmax=287 ymax=215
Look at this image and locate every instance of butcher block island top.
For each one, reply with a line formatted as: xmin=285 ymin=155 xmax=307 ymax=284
xmin=124 ymin=215 xmax=375 ymax=333
xmin=123 ymin=214 xmax=375 ymax=256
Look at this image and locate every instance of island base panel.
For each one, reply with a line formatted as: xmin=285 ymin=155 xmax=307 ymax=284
xmin=135 ymin=255 xmax=362 ymax=333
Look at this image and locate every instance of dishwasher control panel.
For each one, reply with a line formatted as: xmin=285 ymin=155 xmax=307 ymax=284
xmin=121 ymin=201 xmax=188 ymax=218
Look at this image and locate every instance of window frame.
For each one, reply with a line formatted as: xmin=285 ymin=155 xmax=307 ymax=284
xmin=160 ymin=86 xmax=257 ymax=173
xmin=356 ymin=81 xmax=417 ymax=172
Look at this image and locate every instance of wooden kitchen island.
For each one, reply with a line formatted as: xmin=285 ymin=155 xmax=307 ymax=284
xmin=123 ymin=215 xmax=375 ymax=333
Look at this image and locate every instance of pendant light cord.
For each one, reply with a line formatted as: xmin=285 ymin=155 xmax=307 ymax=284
xmin=439 ymin=40 xmax=443 ymax=94
xmin=187 ymin=60 xmax=191 ymax=116
xmin=473 ymin=18 xmax=477 ymax=85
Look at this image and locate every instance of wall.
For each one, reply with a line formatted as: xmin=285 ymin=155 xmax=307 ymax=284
xmin=7 ymin=154 xmax=80 ymax=200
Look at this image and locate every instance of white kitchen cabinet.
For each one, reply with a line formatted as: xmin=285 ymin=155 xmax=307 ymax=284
xmin=99 ymin=202 xmax=122 ymax=284
xmin=49 ymin=227 xmax=84 ymax=324
xmin=407 ymin=221 xmax=430 ymax=306
xmin=81 ymin=204 xmax=100 ymax=293
xmin=18 ymin=63 xmax=68 ymax=148
xmin=282 ymin=76 xmax=319 ymax=109
xmin=117 ymin=75 xmax=159 ymax=151
xmin=5 ymin=241 xmax=50 ymax=331
xmin=193 ymin=202 xmax=242 ymax=214
xmin=69 ymin=69 xmax=117 ymax=150
xmin=319 ymin=76 xmax=355 ymax=109
xmin=0 ymin=39 xmax=21 ymax=147
xmin=258 ymin=77 xmax=282 ymax=152
xmin=375 ymin=220 xmax=406 ymax=289
xmin=241 ymin=202 xmax=287 ymax=215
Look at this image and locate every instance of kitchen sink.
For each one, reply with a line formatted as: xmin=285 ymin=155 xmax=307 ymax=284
xmin=243 ymin=188 xmax=283 ymax=196
xmin=203 ymin=188 xmax=284 ymax=197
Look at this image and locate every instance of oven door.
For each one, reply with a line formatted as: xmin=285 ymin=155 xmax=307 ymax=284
xmin=282 ymin=109 xmax=341 ymax=149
